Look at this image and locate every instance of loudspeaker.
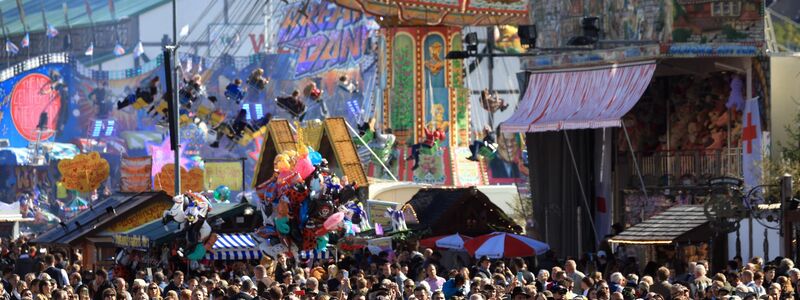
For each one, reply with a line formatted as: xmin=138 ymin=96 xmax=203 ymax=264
xmin=163 ymin=49 xmax=179 ymax=151
xmin=518 ymin=25 xmax=537 ymax=48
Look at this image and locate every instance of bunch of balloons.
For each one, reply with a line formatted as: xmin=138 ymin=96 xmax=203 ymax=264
xmin=253 ymin=126 xmax=366 ymax=257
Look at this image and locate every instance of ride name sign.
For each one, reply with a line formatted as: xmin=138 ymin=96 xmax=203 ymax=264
xmin=113 ymin=234 xmax=150 ymax=250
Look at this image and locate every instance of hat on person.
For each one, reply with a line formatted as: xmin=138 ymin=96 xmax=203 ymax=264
xmin=479 ymin=256 xmax=491 ymax=263
xmin=597 ymin=251 xmax=607 ymax=258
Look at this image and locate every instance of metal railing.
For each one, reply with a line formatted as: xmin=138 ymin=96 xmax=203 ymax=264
xmin=617 ymin=148 xmax=743 ymax=188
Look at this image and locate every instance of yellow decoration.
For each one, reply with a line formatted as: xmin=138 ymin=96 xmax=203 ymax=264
xmin=275 ymin=153 xmax=292 ymax=172
xmin=154 ymin=164 xmax=204 ymax=196
xmin=295 ymin=121 xmax=309 ymax=157
xmin=58 ymin=152 xmax=110 ymax=193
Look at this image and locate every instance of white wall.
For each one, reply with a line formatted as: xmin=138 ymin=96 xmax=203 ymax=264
xmin=461 ymin=26 xmax=522 ymax=133
xmin=727 ymin=218 xmax=782 ymax=261
xmin=770 ymin=57 xmax=800 ymax=158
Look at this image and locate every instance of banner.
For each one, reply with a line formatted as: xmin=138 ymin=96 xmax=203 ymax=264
xmin=742 ymin=97 xmax=763 ymax=190
xmin=204 ymin=161 xmax=244 ymax=191
xmin=112 ymin=234 xmax=150 ymax=250
xmin=120 ymin=157 xmax=152 ymax=192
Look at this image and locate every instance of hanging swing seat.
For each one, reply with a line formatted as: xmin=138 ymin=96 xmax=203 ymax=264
xmin=478 ymin=144 xmax=497 ymax=159
xmin=274 ymin=97 xmax=307 ymax=121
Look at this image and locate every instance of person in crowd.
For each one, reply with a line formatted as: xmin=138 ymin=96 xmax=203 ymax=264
xmin=162 ymin=271 xmax=184 ymax=297
xmin=224 ymin=79 xmax=247 ymax=104
xmin=92 ymin=270 xmax=113 ymax=300
xmin=247 ymin=69 xmax=269 ymax=91
xmin=275 ymin=90 xmax=306 ymax=121
xmin=423 ymin=265 xmax=446 ymax=292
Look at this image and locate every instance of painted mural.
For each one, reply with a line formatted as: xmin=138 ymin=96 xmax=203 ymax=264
xmin=530 ymin=0 xmax=763 ymax=49
xmin=0 ymin=0 xmax=380 ymax=229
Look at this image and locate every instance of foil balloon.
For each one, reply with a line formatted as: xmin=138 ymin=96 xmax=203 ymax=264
xmin=316 ymin=234 xmax=329 ymax=251
xmin=213 ymin=185 xmax=231 ymax=201
xmin=294 ymin=157 xmax=315 ymax=179
xmin=308 ymin=151 xmax=323 ymax=166
xmin=276 ymin=217 xmax=290 ymax=234
xmin=323 ymin=212 xmax=345 ymax=231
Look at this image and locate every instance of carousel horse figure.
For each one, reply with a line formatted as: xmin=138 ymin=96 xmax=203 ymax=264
xmin=385 ymin=207 xmax=407 ymax=232
xmin=345 ymin=201 xmax=371 ymax=231
xmin=162 ymin=193 xmax=212 ymax=253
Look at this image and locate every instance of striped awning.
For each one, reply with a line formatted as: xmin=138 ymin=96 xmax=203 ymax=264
xmin=205 ymin=233 xmax=263 ymax=261
xmin=501 ymin=61 xmax=656 ymax=133
xmin=297 ymin=249 xmax=332 ymax=261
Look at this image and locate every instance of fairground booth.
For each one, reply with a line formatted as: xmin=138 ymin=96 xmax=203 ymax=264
xmin=505 ymin=0 xmax=772 ymax=271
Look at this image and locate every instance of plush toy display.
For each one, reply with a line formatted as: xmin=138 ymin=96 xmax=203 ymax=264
xmin=252 ymin=124 xmax=366 ymax=258
xmin=161 ymin=192 xmax=214 ymax=260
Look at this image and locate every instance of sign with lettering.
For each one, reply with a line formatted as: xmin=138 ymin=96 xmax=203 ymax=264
xmin=105 ymin=201 xmax=172 ymax=233
xmin=113 ymin=234 xmax=150 ymax=250
xmin=276 ymin=0 xmax=373 ymax=78
xmin=204 ymin=161 xmax=244 ymax=191
xmin=366 ymin=200 xmax=396 ymax=232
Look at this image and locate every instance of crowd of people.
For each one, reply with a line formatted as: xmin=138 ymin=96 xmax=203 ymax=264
xmin=1 ymin=235 xmax=799 ymax=300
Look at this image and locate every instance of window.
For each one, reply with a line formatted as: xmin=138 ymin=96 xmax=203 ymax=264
xmin=711 ymin=1 xmax=741 ymax=17
xmin=242 ymin=104 xmax=252 ymax=120
xmin=254 ymin=104 xmax=264 ymax=119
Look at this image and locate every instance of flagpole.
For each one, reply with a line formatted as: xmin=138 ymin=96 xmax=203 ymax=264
xmin=42 ymin=0 xmax=50 ymax=53
xmin=170 ymin=0 xmax=180 ymax=197
xmin=16 ymin=0 xmax=29 ymax=59
xmin=0 ymin=8 xmax=9 ymax=69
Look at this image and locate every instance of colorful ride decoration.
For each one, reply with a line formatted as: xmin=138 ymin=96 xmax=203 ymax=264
xmin=331 ymin=0 xmax=527 ymax=26
xmin=57 ymin=152 xmax=110 ymax=193
xmin=252 ymin=124 xmax=368 ymax=258
xmin=161 ymin=192 xmax=215 ymax=261
xmin=380 ymin=26 xmax=480 ymax=185
xmin=154 ymin=164 xmax=204 ymax=196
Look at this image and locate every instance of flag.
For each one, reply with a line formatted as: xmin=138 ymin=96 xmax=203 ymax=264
xmin=84 ymin=43 xmax=94 ymax=56
xmin=5 ymin=40 xmax=19 ymax=55
xmin=197 ymin=58 xmax=202 ymax=72
xmin=179 ymin=24 xmax=189 ymax=37
xmin=21 ymin=33 xmax=29 ymax=48
xmin=374 ymin=223 xmax=383 ymax=236
xmin=46 ymin=24 xmax=59 ymax=38
xmin=184 ymin=58 xmax=192 ymax=72
xmin=113 ymin=43 xmax=125 ymax=56
xmin=133 ymin=41 xmax=144 ymax=57
xmin=742 ymin=96 xmax=763 ymax=191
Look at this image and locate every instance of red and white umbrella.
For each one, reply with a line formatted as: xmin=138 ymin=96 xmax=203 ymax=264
xmin=464 ymin=232 xmax=550 ymax=258
xmin=419 ymin=233 xmax=472 ymax=250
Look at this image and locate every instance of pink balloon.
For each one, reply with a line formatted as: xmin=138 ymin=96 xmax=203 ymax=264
xmin=295 ymin=157 xmax=315 ymax=179
xmin=323 ymin=212 xmax=345 ymax=231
